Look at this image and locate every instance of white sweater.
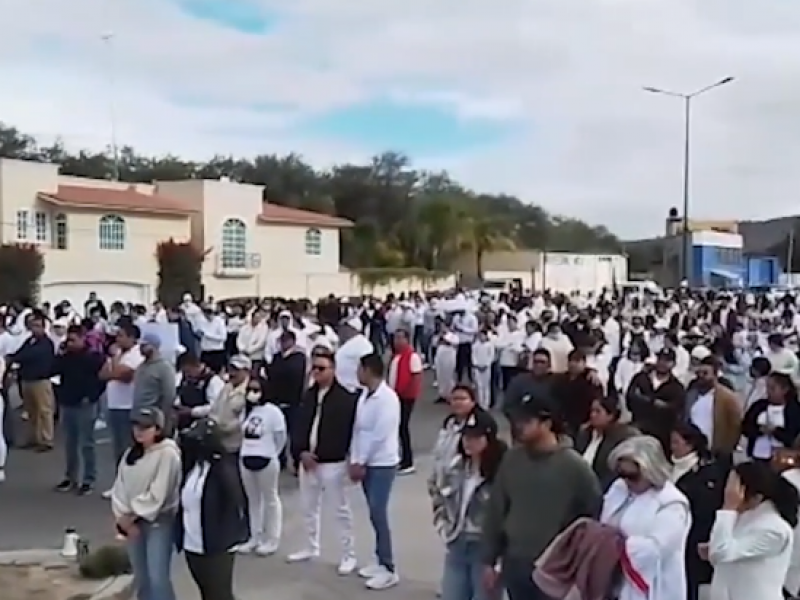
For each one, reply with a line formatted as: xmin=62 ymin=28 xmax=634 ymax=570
xmin=111 ymin=439 xmax=182 ymax=522
xmin=237 ymin=322 xmax=269 ymax=361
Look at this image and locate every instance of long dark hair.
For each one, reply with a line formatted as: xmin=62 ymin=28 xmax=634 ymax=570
xmin=672 ymin=421 xmax=712 ymax=460
xmin=458 ymin=434 xmax=507 ymax=484
xmin=735 ymin=461 xmax=800 ymax=527
xmin=768 ymin=372 xmax=800 ymax=404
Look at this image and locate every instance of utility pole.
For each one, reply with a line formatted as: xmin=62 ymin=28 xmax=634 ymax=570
xmin=643 ymin=77 xmax=735 ymax=284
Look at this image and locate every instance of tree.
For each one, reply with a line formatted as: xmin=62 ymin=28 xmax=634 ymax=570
xmin=0 ymin=122 xmax=623 ymax=274
xmin=0 ymin=244 xmax=45 ymax=305
xmin=156 ymin=240 xmax=206 ymax=307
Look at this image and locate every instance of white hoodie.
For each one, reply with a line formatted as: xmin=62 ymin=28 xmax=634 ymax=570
xmin=237 ymin=320 xmax=269 ymax=361
xmin=111 ymin=439 xmax=181 ymax=522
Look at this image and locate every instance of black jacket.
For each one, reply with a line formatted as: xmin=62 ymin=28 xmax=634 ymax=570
xmin=291 ymin=380 xmax=358 ymax=463
xmin=552 ymin=370 xmax=604 ymax=434
xmin=52 ymin=349 xmax=105 ymax=406
xmin=175 ymin=455 xmax=249 ymax=555
xmin=11 ymin=335 xmax=56 ymax=381
xmin=626 ymin=370 xmax=686 ymax=445
xmin=267 ymin=350 xmax=307 ymax=407
xmin=675 ymin=457 xmax=727 ymax=591
xmin=741 ymin=399 xmax=800 ymax=457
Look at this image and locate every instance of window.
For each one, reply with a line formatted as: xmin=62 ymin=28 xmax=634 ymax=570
xmin=305 ymin=228 xmax=322 ymax=255
xmin=35 ymin=211 xmax=48 ymax=242
xmin=221 ymin=218 xmax=247 ymax=268
xmin=53 ymin=214 xmax=68 ymax=250
xmin=16 ymin=210 xmax=29 ymax=241
xmin=98 ymin=214 xmax=126 ymax=250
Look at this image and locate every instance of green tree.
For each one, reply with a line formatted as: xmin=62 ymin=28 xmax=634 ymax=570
xmin=156 ymin=239 xmax=206 ymax=306
xmin=0 ymin=122 xmax=623 ymax=273
xmin=0 ymin=244 xmax=45 ymax=305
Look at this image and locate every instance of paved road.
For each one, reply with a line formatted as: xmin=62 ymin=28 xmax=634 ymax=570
xmin=0 ymin=382 xmax=452 ymax=599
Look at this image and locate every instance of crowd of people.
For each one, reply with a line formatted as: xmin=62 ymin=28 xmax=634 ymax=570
xmin=3 ymin=285 xmax=800 ymax=600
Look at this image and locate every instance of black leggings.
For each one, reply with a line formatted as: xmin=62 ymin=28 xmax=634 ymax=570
xmin=185 ymin=551 xmax=236 ymax=600
xmin=455 ymin=343 xmax=472 ymax=383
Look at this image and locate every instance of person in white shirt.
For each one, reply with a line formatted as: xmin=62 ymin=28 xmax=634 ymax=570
xmin=706 ymin=463 xmax=796 ymax=600
xmin=451 ymin=309 xmax=479 ymax=383
xmin=100 ymin=322 xmax=145 ymax=499
xmin=348 ymin=353 xmax=401 ymax=590
xmin=766 ymin=333 xmax=800 ymax=383
xmin=539 ymin=322 xmax=574 ymax=374
xmin=471 ymin=330 xmax=495 ymax=410
xmin=198 ymin=307 xmax=228 ymax=374
xmin=236 ymin=308 xmax=269 ymax=373
xmin=238 ymin=377 xmax=287 ymax=556
xmin=433 ymin=325 xmax=459 ymax=403
xmin=265 ymin=310 xmax=308 ymax=365
xmin=496 ymin=316 xmax=525 ymax=391
xmin=335 ymin=318 xmax=374 ymax=393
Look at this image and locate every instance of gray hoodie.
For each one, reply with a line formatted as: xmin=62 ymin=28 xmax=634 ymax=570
xmin=132 ymin=355 xmax=176 ymax=418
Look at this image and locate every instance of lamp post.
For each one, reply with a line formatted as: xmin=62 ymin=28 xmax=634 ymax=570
xmin=643 ymin=76 xmax=734 ymax=284
xmin=101 ymin=32 xmax=120 ymax=181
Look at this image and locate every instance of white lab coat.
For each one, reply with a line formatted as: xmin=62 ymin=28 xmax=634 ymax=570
xmin=471 ymin=339 xmax=494 ymax=409
xmin=781 ymin=469 xmax=800 ymax=597
xmin=709 ymin=502 xmax=793 ymax=600
xmin=601 ymin=479 xmax=690 ymax=600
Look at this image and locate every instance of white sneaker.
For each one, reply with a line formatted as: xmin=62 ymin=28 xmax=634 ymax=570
xmin=101 ymin=489 xmax=112 ymax=500
xmin=398 ymin=466 xmax=416 ymax=475
xmin=255 ymin=541 xmax=279 ymax=556
xmin=286 ymin=549 xmax=319 ymax=563
xmin=337 ymin=556 xmax=357 ymax=575
xmin=365 ymin=569 xmax=400 ymax=590
xmin=237 ymin=539 xmax=259 ymax=554
xmin=0 ymin=469 xmax=5 ymax=483
xmin=358 ymin=564 xmax=386 ymax=579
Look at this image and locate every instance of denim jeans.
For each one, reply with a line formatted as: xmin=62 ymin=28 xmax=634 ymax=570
xmin=60 ymin=402 xmax=97 ymax=485
xmin=441 ymin=535 xmax=487 ymax=600
xmin=127 ymin=515 xmax=176 ymax=600
xmin=107 ymin=408 xmax=132 ymax=467
xmin=502 ymin=556 xmax=552 ymax=600
xmin=362 ymin=466 xmax=396 ymax=572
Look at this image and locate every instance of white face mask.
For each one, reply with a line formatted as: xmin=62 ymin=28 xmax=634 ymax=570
xmin=246 ymin=392 xmax=260 ymax=403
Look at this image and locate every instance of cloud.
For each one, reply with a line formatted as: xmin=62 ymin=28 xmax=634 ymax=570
xmin=1 ymin=0 xmax=799 ymax=238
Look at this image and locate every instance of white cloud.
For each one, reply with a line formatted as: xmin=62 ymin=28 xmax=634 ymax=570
xmin=1 ymin=0 xmax=799 ymax=238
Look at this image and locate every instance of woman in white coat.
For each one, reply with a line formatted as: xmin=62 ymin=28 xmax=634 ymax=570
xmin=602 ymin=435 xmax=691 ymax=600
xmin=434 ymin=324 xmax=458 ymax=403
xmin=706 ymin=461 xmax=797 ymax=600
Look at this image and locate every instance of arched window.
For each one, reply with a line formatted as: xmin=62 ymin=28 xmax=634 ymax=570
xmin=53 ymin=213 xmax=68 ymax=250
xmin=98 ymin=214 xmax=125 ymax=250
xmin=305 ymin=228 xmax=322 ymax=255
xmin=221 ymin=218 xmax=247 ymax=268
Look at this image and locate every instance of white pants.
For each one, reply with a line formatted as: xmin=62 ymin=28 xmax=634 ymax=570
xmin=0 ymin=391 xmax=6 ymax=469
xmin=435 ymin=348 xmax=457 ymax=399
xmin=298 ymin=461 xmax=355 ymax=559
xmin=239 ymin=457 xmax=282 ymax=546
xmin=473 ymin=366 xmax=492 ymax=409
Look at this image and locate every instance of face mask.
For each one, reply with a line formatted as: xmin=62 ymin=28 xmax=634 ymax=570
xmin=246 ymin=392 xmax=261 ymax=403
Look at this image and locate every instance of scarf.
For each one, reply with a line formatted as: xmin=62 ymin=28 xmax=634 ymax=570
xmin=670 ymin=452 xmax=699 ymax=482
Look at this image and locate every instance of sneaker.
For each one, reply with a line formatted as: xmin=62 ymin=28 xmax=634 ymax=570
xmin=237 ymin=539 xmax=259 ymax=554
xmin=0 ymin=469 xmax=6 ymax=483
xmin=337 ymin=556 xmax=357 ymax=575
xmin=101 ymin=489 xmax=113 ymax=500
xmin=398 ymin=466 xmax=416 ymax=476
xmin=55 ymin=479 xmax=75 ymax=492
xmin=78 ymin=483 xmax=94 ymax=496
xmin=365 ymin=568 xmax=400 ymax=590
xmin=255 ymin=541 xmax=279 ymax=556
xmin=286 ymin=549 xmax=319 ymax=563
xmin=358 ymin=564 xmax=386 ymax=579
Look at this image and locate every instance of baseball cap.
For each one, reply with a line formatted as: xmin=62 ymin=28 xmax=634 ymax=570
xmin=656 ymin=348 xmax=676 ymax=362
xmin=461 ymin=409 xmax=498 ymax=438
xmin=130 ymin=406 xmax=166 ymax=429
xmin=228 ymin=354 xmax=252 ymax=371
xmin=140 ymin=332 xmax=162 ymax=349
xmin=341 ymin=316 xmax=363 ymax=332
xmin=690 ymin=346 xmax=711 ymax=361
xmin=510 ymin=395 xmax=558 ymax=423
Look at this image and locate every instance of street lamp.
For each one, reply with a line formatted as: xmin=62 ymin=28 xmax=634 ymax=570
xmin=643 ymin=76 xmax=734 ymax=284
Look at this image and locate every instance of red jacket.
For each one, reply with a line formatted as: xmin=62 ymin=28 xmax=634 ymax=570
xmin=393 ymin=346 xmax=421 ymax=402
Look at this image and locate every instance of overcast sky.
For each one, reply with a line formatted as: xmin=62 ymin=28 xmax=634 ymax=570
xmin=1 ymin=0 xmax=799 ymax=238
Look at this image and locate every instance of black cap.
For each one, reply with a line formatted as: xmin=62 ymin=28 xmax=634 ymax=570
xmin=461 ymin=409 xmax=498 ymax=438
xmin=656 ymin=348 xmax=676 ymax=362
xmin=510 ymin=395 xmax=558 ymax=423
xmin=130 ymin=406 xmax=166 ymax=429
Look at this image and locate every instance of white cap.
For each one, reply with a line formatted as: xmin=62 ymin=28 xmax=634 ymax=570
xmin=691 ymin=346 xmax=712 ymax=361
xmin=344 ymin=316 xmax=362 ymax=332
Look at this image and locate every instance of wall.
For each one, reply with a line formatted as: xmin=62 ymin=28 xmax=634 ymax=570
xmin=746 ymin=256 xmax=780 ymax=287
xmin=535 ymin=253 xmax=628 ymax=293
xmin=689 ymin=231 xmax=745 ymax=287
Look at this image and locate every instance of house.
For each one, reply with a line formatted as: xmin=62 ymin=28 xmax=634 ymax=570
xmin=0 ymin=157 xmax=357 ymax=305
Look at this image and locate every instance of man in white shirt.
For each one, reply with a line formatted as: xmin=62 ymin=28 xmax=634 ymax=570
xmin=99 ymin=321 xmax=144 ymax=499
xmin=236 ymin=308 xmax=269 ymax=373
xmin=451 ymin=309 xmax=479 ymax=383
xmin=349 ymin=352 xmax=400 ymax=590
xmin=335 ymin=318 xmax=374 ymax=393
xmin=198 ymin=306 xmax=227 ymax=374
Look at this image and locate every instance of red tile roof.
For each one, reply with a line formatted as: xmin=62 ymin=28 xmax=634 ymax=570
xmin=258 ymin=204 xmax=353 ymax=228
xmin=38 ymin=185 xmax=195 ymax=216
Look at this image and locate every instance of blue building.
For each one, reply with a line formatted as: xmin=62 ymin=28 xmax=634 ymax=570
xmin=688 ymin=231 xmax=780 ymax=288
